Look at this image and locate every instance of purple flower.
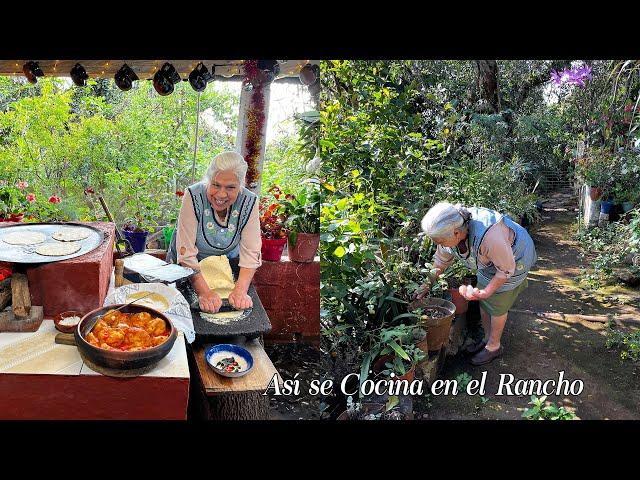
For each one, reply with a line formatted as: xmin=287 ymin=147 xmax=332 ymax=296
xmin=550 ymin=65 xmax=592 ymax=88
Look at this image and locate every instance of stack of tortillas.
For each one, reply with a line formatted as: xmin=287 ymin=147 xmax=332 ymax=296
xmin=199 ymin=255 xmax=235 ymax=299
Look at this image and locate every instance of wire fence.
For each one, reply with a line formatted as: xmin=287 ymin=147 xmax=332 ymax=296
xmin=536 ymin=168 xmax=575 ymax=195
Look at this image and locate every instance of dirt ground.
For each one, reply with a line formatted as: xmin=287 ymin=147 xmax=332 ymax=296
xmin=421 ymin=209 xmax=640 ymax=420
xmin=265 ymin=342 xmax=322 ymax=420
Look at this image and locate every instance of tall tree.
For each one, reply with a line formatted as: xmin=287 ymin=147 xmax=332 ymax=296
xmin=475 ymin=60 xmax=501 ymax=113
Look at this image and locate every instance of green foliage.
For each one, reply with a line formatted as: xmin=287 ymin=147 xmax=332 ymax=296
xmin=440 ymin=257 xmax=475 ymax=290
xmin=0 ymin=77 xmax=239 ymax=228
xmin=628 ymin=207 xmax=640 ymax=248
xmin=282 ymin=178 xmax=320 ymax=242
xmin=263 ymin=108 xmax=318 ymax=194
xmin=575 ymin=147 xmax=616 ymax=192
xmin=606 ymin=322 xmax=640 ymax=362
xmin=360 ymin=324 xmax=426 ymax=384
xmin=320 ymin=60 xmax=550 ymax=369
xmin=574 ymin=222 xmax=630 ymax=290
xmin=574 ymin=146 xmax=640 ymax=200
xmin=0 ymin=181 xmax=30 ymax=216
xmin=522 ymin=395 xmax=578 ymax=420
xmin=262 ymin=129 xmax=308 ymax=194
xmin=513 ymin=109 xmax=574 ymax=186
xmin=455 ymin=372 xmax=473 ymax=391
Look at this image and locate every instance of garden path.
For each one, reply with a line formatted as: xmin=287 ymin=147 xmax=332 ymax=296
xmin=421 ymin=208 xmax=640 ymax=420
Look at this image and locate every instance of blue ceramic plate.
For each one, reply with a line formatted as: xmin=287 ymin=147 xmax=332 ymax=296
xmin=205 ymin=344 xmax=254 ymax=378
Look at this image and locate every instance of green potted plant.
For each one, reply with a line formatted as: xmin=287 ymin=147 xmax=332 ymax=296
xmin=259 ymin=185 xmax=289 ymax=261
xmin=121 ymin=198 xmax=160 ymax=253
xmin=611 ymin=151 xmax=640 ymax=212
xmin=282 ymin=178 xmax=320 ymax=263
xmin=103 ymin=170 xmax=160 ymax=252
xmin=361 ymin=324 xmax=426 ymax=384
xmin=576 ymin=148 xmax=613 ymax=200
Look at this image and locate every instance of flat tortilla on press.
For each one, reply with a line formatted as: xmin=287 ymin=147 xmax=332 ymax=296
xmin=35 ymin=241 xmax=82 ymax=256
xmin=52 ymin=227 xmax=91 ymax=242
xmin=201 ymin=310 xmax=245 ymax=324
xmin=1 ymin=231 xmax=47 ymax=245
xmin=199 ymin=255 xmax=235 ymax=299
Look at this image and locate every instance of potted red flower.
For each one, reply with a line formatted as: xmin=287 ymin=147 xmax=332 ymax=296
xmin=0 ymin=180 xmax=32 ymax=222
xmin=259 ymin=186 xmax=289 ymax=262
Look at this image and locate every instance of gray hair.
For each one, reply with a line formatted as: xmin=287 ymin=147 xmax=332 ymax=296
xmin=421 ymin=202 xmax=471 ymax=240
xmin=203 ymin=151 xmax=247 ymax=187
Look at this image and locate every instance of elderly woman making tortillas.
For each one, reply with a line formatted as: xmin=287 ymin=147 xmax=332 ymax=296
xmin=167 ymin=151 xmax=261 ymax=313
xmin=415 ymin=203 xmax=536 ymax=365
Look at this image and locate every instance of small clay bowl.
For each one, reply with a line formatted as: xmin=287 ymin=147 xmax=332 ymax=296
xmin=54 ymin=311 xmax=84 ymax=334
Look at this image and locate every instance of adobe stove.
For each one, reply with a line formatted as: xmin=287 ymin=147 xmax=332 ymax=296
xmin=0 ymin=222 xmax=115 ymax=332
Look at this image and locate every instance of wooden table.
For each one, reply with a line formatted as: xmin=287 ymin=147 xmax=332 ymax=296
xmin=190 ymin=336 xmax=281 ymax=420
xmin=0 ymin=320 xmax=190 ymax=419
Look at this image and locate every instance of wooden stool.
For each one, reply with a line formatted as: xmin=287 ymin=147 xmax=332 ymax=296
xmin=190 ymin=336 xmax=281 ymax=420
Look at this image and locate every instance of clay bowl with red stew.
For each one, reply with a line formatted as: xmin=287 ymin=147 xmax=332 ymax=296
xmin=74 ymin=304 xmax=177 ymax=371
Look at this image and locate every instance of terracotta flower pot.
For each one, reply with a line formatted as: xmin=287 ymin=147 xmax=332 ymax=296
xmin=447 ymin=287 xmax=469 ymax=315
xmin=287 ymin=232 xmax=320 ymax=263
xmin=0 ymin=213 xmax=24 ymax=223
xmin=261 ymin=236 xmax=287 ymax=262
xmin=411 ymin=297 xmax=456 ymax=353
xmin=415 ymin=337 xmax=429 ymax=354
xmin=589 ymin=187 xmax=603 ymax=201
